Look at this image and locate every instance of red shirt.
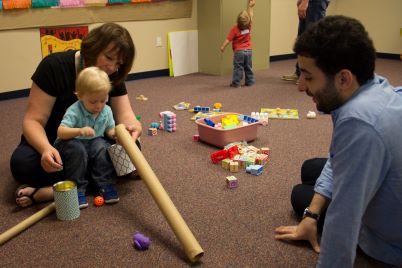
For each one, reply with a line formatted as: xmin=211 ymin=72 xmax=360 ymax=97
xmin=226 ymin=23 xmax=252 ymax=52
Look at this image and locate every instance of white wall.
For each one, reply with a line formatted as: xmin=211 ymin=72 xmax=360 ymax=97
xmin=0 ymin=1 xmax=198 ymax=93
xmin=269 ymin=0 xmax=402 ymax=56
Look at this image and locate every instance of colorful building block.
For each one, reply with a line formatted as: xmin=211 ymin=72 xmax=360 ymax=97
xmin=226 ymin=176 xmax=238 ymax=189
xmin=246 ymin=165 xmax=264 ymax=176
xmin=159 ymin=111 xmax=176 ymax=132
xmin=148 ymin=128 xmax=157 ymax=136
xmin=229 ymin=161 xmax=239 ymax=173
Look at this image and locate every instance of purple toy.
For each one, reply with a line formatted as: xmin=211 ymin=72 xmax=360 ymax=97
xmin=133 ymin=232 xmax=150 ymax=250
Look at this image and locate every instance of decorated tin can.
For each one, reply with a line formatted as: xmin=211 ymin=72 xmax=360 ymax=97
xmin=108 ymin=144 xmax=136 ymax=176
xmin=53 ymin=181 xmax=80 ymax=221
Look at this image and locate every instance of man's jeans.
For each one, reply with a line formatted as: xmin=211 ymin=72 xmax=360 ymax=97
xmin=232 ymin=49 xmax=255 ymax=87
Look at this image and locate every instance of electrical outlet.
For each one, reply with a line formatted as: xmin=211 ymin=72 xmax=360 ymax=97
xmin=156 ymin=36 xmax=162 ymax=47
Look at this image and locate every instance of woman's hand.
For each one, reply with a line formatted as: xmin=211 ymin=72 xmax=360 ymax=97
xmin=41 ymin=146 xmax=63 ymax=173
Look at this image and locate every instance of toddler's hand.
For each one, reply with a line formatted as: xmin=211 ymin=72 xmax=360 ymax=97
xmin=80 ymin=127 xmax=95 ymax=137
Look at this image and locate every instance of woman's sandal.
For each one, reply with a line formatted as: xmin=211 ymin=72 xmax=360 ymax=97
xmin=15 ymin=184 xmax=39 ymax=207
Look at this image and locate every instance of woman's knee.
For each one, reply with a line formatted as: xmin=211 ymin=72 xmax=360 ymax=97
xmin=10 ymin=144 xmax=41 ymax=182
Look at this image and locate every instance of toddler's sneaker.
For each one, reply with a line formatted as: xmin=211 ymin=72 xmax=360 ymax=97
xmin=78 ymin=191 xmax=88 ymax=209
xmin=99 ymin=185 xmax=120 ymax=204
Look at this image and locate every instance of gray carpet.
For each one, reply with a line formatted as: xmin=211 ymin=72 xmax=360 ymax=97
xmin=0 ymin=58 xmax=401 ymax=267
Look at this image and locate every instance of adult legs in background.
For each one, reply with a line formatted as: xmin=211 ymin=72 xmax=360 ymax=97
xmin=291 ymin=157 xmax=327 ymax=229
xmin=282 ymin=0 xmax=330 ymax=82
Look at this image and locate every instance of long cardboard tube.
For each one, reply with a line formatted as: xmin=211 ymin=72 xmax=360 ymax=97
xmin=0 ymin=202 xmax=56 ymax=246
xmin=115 ymin=124 xmax=204 ymax=263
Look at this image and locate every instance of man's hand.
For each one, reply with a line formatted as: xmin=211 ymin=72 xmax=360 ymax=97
xmin=274 ymin=217 xmax=321 ymax=253
xmin=248 ymin=0 xmax=255 ymax=8
xmin=41 ymin=146 xmax=63 ymax=173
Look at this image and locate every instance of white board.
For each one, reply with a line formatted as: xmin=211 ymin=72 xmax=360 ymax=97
xmin=168 ymin=30 xmax=198 ymax=77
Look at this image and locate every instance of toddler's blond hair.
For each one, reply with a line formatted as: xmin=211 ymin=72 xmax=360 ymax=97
xmin=76 ymin=66 xmax=111 ymax=96
xmin=237 ymin=10 xmax=250 ymax=30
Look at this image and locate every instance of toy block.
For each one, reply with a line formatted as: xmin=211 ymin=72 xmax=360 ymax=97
xmin=160 ymin=111 xmax=177 ymax=132
xmin=221 ymin=159 xmax=231 ymax=170
xmin=148 ymin=128 xmax=157 ymax=136
xmin=210 ymin=149 xmax=229 ymax=164
xmin=150 ymin=122 xmax=161 ymax=129
xmin=226 ymin=176 xmax=238 ymax=189
xmin=194 ymin=106 xmax=210 ymax=112
xmin=255 ymin=154 xmax=269 ymax=166
xmin=260 ymin=147 xmax=270 ymax=156
xmin=239 ymin=114 xmax=259 ymax=124
xmin=246 ymin=164 xmax=264 ymax=176
xmin=229 ymin=161 xmax=239 ymax=173
xmin=192 ymin=134 xmax=200 ymax=141
xmin=246 ymin=145 xmax=260 ymax=153
xmin=245 ymin=156 xmax=256 ymax=167
xmin=234 ymin=158 xmax=246 ymax=169
xmin=222 ymin=115 xmax=239 ymax=128
xmin=227 ymin=145 xmax=240 ymax=159
xmin=213 ymin=102 xmax=222 ymax=109
xmin=203 ymin=118 xmax=215 ymax=127
xmin=222 ymin=124 xmax=237 ymax=129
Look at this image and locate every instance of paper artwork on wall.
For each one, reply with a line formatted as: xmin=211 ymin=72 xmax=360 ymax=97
xmin=40 ymin=26 xmax=89 ymax=58
xmin=2 ymin=0 xmax=31 ymax=10
xmin=107 ymin=0 xmax=130 ymax=4
xmin=59 ymin=0 xmax=84 ymax=7
xmin=83 ymin=0 xmax=107 ymax=6
xmin=32 ymin=0 xmax=59 ymax=8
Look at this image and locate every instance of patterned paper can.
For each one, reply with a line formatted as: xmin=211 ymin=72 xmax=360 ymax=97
xmin=108 ymin=144 xmax=136 ymax=176
xmin=53 ymin=181 xmax=80 ymax=221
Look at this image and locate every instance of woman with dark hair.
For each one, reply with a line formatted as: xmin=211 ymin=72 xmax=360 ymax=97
xmin=11 ymin=23 xmax=142 ymax=208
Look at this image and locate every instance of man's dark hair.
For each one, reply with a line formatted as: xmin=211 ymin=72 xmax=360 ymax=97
xmin=294 ymin=15 xmax=376 ymax=85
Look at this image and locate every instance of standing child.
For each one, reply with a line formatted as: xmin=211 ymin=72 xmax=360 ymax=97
xmin=54 ymin=67 xmax=118 ymax=209
xmin=220 ymin=0 xmax=256 ymax=88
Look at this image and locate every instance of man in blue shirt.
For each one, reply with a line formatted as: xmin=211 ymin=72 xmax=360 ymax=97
xmin=275 ymin=15 xmax=402 ymax=267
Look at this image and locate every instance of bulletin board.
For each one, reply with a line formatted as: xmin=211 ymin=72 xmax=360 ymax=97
xmin=0 ymin=0 xmax=192 ymax=31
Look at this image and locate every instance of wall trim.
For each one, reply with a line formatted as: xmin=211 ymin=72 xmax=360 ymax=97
xmin=270 ymin=54 xmax=297 ymax=62
xmin=270 ymin=53 xmax=401 ymax=62
xmin=376 ymin=53 xmax=401 ymax=60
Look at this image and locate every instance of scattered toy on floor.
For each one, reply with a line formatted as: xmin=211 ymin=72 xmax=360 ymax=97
xmin=94 ymin=196 xmax=104 ymax=207
xmin=306 ymin=111 xmax=317 ymax=119
xmin=136 ymin=94 xmax=148 ymax=101
xmin=133 ymin=232 xmax=151 ymax=250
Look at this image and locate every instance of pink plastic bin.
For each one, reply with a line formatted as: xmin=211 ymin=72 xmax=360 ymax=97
xmin=195 ymin=113 xmax=260 ymax=148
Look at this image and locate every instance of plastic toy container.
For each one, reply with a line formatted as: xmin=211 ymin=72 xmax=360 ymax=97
xmin=195 ymin=113 xmax=260 ymax=148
